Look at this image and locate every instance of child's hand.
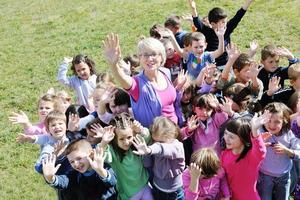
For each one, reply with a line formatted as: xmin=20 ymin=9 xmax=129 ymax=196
xmin=214 ymin=27 xmax=226 ymax=37
xmin=250 ymin=111 xmax=271 ymax=132
xmin=174 ymin=69 xmax=188 ymax=91
xmin=100 ymin=126 xmax=115 ymax=146
xmin=63 ymin=57 xmax=73 ymax=64
xmin=207 ymin=94 xmax=220 ymax=110
xmin=132 ymin=135 xmax=151 ymax=155
xmin=42 ymin=154 xmax=61 ymax=183
xmin=87 ymin=146 xmax=107 ymax=175
xmin=249 ymin=40 xmax=259 ymax=52
xmin=267 ymin=76 xmax=281 ymax=96
xmin=158 ymin=28 xmax=173 ymax=39
xmin=276 ymin=47 xmax=294 ymax=60
xmin=203 ymin=63 xmax=217 ymax=84
xmin=103 ymin=33 xmax=122 ymax=66
xmin=181 ymin=13 xmax=193 ymax=24
xmin=9 ymin=111 xmax=31 ymax=127
xmin=90 ymin=123 xmax=105 ymax=138
xmin=226 ymin=43 xmax=240 ymax=61
xmin=219 ymin=97 xmax=234 ymax=117
xmin=131 ymin=120 xmax=143 ymax=135
xmin=272 ymin=142 xmax=290 ymax=155
xmin=16 ymin=134 xmax=35 ymax=143
xmin=100 ymin=85 xmax=117 ymax=104
xmin=53 ymin=140 xmax=68 ymax=157
xmin=187 ymin=115 xmax=199 ymax=132
xmin=189 ymin=163 xmax=202 ymax=179
xmin=248 ymin=61 xmax=263 ymax=80
xmin=187 ymin=0 xmax=196 ymax=10
xmin=68 ymin=113 xmax=80 ymax=132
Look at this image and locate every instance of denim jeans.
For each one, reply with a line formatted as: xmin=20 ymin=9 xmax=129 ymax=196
xmin=257 ymin=171 xmax=290 ymax=200
xmin=152 ymin=185 xmax=185 ymax=200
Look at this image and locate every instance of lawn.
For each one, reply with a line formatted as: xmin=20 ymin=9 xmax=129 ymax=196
xmin=0 ymin=0 xmax=299 ymax=199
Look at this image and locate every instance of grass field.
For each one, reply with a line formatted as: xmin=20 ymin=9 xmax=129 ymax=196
xmin=0 ymin=0 xmax=299 ymax=199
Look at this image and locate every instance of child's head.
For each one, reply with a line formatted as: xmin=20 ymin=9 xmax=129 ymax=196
xmin=54 ymin=90 xmax=72 ymax=114
xmin=261 ymin=45 xmax=279 ymax=72
xmin=288 ymin=63 xmax=300 ymax=90
xmin=86 ymin=118 xmax=103 ymax=145
xmin=137 ymin=37 xmax=166 ymax=70
xmin=192 ymin=94 xmax=215 ymax=121
xmin=123 ymin=54 xmax=140 ymax=75
xmin=106 ymin=88 xmax=131 ymax=115
xmin=208 ymin=7 xmax=228 ymax=30
xmin=288 ymin=91 xmax=300 ymax=113
xmin=181 ymin=84 xmax=196 ymax=104
xmin=150 ymin=116 xmax=179 ymax=143
xmin=189 ymin=32 xmax=207 ymax=58
xmin=92 ymin=83 xmax=107 ymax=111
xmin=38 ymin=94 xmax=56 ymax=121
xmin=190 ymin=148 xmax=220 ymax=178
xmin=45 ymin=111 xmax=66 ymax=140
xmin=183 ymin=32 xmax=193 ymax=52
xmin=149 ymin=24 xmax=166 ymax=40
xmin=224 ymin=83 xmax=252 ymax=112
xmin=110 ymin=113 xmax=135 ymax=160
xmin=233 ymin=53 xmax=252 ymax=84
xmin=160 ymin=38 xmax=175 ymax=59
xmin=264 ymin=102 xmax=292 ymax=135
xmin=224 ymin=117 xmax=252 ymax=162
xmin=71 ymin=54 xmax=96 ymax=80
xmin=65 ymin=139 xmax=93 ymax=173
xmin=96 ymin=72 xmax=114 ymax=84
xmin=164 ymin=15 xmax=181 ymax=34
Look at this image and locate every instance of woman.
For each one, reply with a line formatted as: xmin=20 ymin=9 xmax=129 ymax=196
xmin=103 ymin=33 xmax=183 ymax=127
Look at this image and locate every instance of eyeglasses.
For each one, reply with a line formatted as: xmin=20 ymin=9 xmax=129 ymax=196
xmin=139 ymin=52 xmax=159 ymax=59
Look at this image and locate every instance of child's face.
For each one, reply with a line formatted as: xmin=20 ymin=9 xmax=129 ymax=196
xmin=139 ymin=49 xmax=163 ymax=71
xmin=261 ymin=55 xmax=279 ymax=72
xmin=86 ymin=129 xmax=102 ymax=145
xmin=224 ymin=130 xmax=244 ymax=151
xmin=235 ymin=65 xmax=251 ymax=84
xmin=181 ymin=91 xmax=192 ymax=104
xmin=164 ymin=43 xmax=175 ymax=59
xmin=191 ymin=40 xmax=207 ymax=58
xmin=194 ymin=107 xmax=213 ymax=121
xmin=115 ymin=127 xmax=134 ymax=151
xmin=152 ymin=133 xmax=173 ymax=143
xmin=109 ymin=102 xmax=129 ymax=115
xmin=38 ymin=100 xmax=54 ymax=121
xmin=56 ymin=97 xmax=71 ymax=114
xmin=75 ymin=62 xmax=91 ymax=80
xmin=48 ymin=119 xmax=66 ymax=140
xmin=93 ymin=89 xmax=104 ymax=111
xmin=265 ymin=113 xmax=283 ymax=135
xmin=68 ymin=150 xmax=91 ymax=173
xmin=211 ymin=18 xmax=227 ymax=30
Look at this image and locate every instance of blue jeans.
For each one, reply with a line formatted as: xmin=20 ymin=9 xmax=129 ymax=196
xmin=152 ymin=185 xmax=185 ymax=200
xmin=257 ymin=171 xmax=290 ymax=200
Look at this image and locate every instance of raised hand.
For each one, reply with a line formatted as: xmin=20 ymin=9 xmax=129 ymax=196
xmin=42 ymin=154 xmax=61 ymax=183
xmin=131 ymin=120 xmax=143 ymax=135
xmin=90 ymin=123 xmax=105 ymax=138
xmin=100 ymin=85 xmax=117 ymax=104
xmin=219 ymin=97 xmax=234 ymax=117
xmin=251 ymin=111 xmax=271 ymax=136
xmin=189 ymin=162 xmax=202 ymax=179
xmin=63 ymin=57 xmax=73 ymax=64
xmin=214 ymin=27 xmax=226 ymax=37
xmin=100 ymin=126 xmax=115 ymax=147
xmin=16 ymin=134 xmax=35 ymax=143
xmin=132 ymin=135 xmax=151 ymax=155
xmin=207 ymin=94 xmax=220 ymax=110
xmin=187 ymin=0 xmax=197 ymax=10
xmin=53 ymin=140 xmax=68 ymax=157
xmin=87 ymin=146 xmax=107 ymax=177
xmin=276 ymin=47 xmax=294 ymax=59
xmin=204 ymin=63 xmax=217 ymax=84
xmin=174 ymin=69 xmax=188 ymax=91
xmin=267 ymin=76 xmax=281 ymax=96
xmin=67 ymin=113 xmax=80 ymax=132
xmin=181 ymin=13 xmax=193 ymax=24
xmin=187 ymin=115 xmax=199 ymax=132
xmin=248 ymin=61 xmax=263 ymax=80
xmin=103 ymin=33 xmax=122 ymax=66
xmin=9 ymin=111 xmax=31 ymax=127
xmin=226 ymin=43 xmax=240 ymax=61
xmin=250 ymin=40 xmax=259 ymax=53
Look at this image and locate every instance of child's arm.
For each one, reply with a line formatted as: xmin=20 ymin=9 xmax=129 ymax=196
xmin=220 ymin=44 xmax=240 ymax=81
xmin=87 ymin=146 xmax=108 ymax=178
xmin=248 ymin=40 xmax=259 ymax=59
xmin=99 ymin=126 xmax=115 ymax=150
xmin=103 ymin=33 xmax=133 ymax=90
xmin=16 ymin=134 xmax=36 ymax=143
xmin=42 ymin=154 xmax=62 ymax=184
xmin=187 ymin=163 xmax=202 ymax=194
xmin=181 ymin=115 xmax=199 ymax=140
xmin=250 ymin=111 xmax=271 ymax=138
xmin=248 ymin=61 xmax=263 ymax=92
xmin=187 ymin=0 xmax=198 ymax=18
xmin=9 ymin=111 xmax=33 ymax=132
xmin=97 ymin=85 xmax=117 ymax=116
xmin=276 ymin=47 xmax=298 ymax=63
xmin=57 ymin=57 xmax=74 ymax=87
xmin=210 ymin=28 xmax=225 ymax=59
xmin=162 ymin=29 xmax=188 ymax=60
xmin=242 ymin=0 xmax=254 ymax=10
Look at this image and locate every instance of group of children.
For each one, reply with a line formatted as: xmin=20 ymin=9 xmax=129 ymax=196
xmin=10 ymin=0 xmax=300 ymax=199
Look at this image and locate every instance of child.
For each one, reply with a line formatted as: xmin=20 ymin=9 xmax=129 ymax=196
xmin=9 ymin=93 xmax=56 ymax=135
xmin=258 ymin=45 xmax=299 ymax=91
xmin=181 ymin=93 xmax=233 ymax=156
xmin=260 ymin=63 xmax=300 ymax=107
xmin=164 ymin=14 xmax=188 ymax=48
xmin=57 ymin=54 xmax=97 ymax=112
xmin=187 ymin=0 xmax=254 ymax=67
xmin=217 ymin=52 xmax=263 ymax=99
xmin=165 ymin=29 xmax=225 ymax=79
xmin=123 ymin=54 xmax=140 ymax=76
xmin=161 ymin=38 xmax=182 ymax=81
xmin=42 ymin=139 xmax=117 ymax=199
xmin=257 ymin=102 xmax=300 ymax=200
xmin=221 ymin=113 xmax=268 ymax=200
xmin=182 ymin=148 xmax=231 ymax=200
xmin=99 ymin=113 xmax=153 ymax=200
xmin=132 ymin=116 xmax=185 ymax=200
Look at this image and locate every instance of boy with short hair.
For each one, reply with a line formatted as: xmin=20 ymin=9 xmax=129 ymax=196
xmin=42 ymin=139 xmax=117 ymax=200
xmin=258 ymin=44 xmax=299 ymax=91
xmin=187 ymin=0 xmax=254 ymax=67
xmin=164 ymin=15 xmax=188 ymax=48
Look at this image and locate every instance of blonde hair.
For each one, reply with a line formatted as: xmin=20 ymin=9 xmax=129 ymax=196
xmin=137 ymin=37 xmax=166 ymax=66
xmin=65 ymin=139 xmax=92 ymax=156
xmin=151 ymin=116 xmax=180 ymax=140
xmin=288 ymin=63 xmax=300 ymax=81
xmin=45 ymin=110 xmax=66 ymax=132
xmin=190 ymin=148 xmax=220 ymax=178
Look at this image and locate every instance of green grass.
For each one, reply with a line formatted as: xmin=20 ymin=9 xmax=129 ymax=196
xmin=1 ymin=0 xmax=299 ymax=199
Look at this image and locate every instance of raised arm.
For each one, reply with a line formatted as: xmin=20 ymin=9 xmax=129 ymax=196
xmin=242 ymin=0 xmax=254 ymax=10
xmin=250 ymin=111 xmax=271 ymax=138
xmin=221 ymin=43 xmax=240 ymax=81
xmin=187 ymin=0 xmax=198 ymax=17
xmin=210 ymin=28 xmax=225 ymax=59
xmin=102 ymin=33 xmax=132 ymax=90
